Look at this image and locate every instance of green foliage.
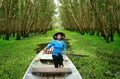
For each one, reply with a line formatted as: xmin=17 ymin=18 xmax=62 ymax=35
xmin=0 ymin=30 xmax=120 ymax=79
xmin=0 ymin=33 xmax=52 ymax=79
xmin=65 ymin=30 xmax=120 ymax=79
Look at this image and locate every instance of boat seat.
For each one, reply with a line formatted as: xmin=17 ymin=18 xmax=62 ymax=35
xmin=32 ymin=68 xmax=72 ymax=75
xmin=40 ymin=54 xmax=53 ymax=61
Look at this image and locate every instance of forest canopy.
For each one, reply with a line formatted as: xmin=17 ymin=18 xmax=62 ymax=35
xmin=0 ymin=0 xmax=120 ymax=43
xmin=0 ymin=0 xmax=55 ymax=40
xmin=59 ymin=0 xmax=120 ymax=43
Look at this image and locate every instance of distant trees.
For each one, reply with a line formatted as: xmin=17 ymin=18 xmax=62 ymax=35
xmin=60 ymin=0 xmax=120 ymax=42
xmin=0 ymin=0 xmax=55 ymax=40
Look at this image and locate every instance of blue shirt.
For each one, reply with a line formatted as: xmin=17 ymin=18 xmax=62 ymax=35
xmin=46 ymin=40 xmax=66 ymax=56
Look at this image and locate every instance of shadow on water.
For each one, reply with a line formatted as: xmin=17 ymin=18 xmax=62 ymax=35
xmin=34 ymin=43 xmax=48 ymax=54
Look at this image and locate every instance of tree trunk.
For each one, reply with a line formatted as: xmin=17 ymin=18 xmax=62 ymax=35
xmin=5 ymin=0 xmax=12 ymax=40
xmin=16 ymin=31 xmax=21 ymax=40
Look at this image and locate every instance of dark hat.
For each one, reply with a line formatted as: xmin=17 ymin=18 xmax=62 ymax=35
xmin=53 ymin=32 xmax=65 ymax=40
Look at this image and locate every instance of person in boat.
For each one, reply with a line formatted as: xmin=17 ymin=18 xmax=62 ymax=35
xmin=43 ymin=32 xmax=66 ymax=68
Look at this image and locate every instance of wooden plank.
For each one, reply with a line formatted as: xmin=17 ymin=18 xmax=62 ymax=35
xmin=55 ymin=74 xmax=64 ymax=79
xmin=32 ymin=68 xmax=72 ymax=75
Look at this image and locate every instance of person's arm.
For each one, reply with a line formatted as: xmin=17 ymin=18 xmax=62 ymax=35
xmin=45 ymin=40 xmax=55 ymax=50
xmin=63 ymin=41 xmax=67 ymax=54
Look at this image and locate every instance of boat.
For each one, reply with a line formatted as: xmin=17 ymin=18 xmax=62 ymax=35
xmin=23 ymin=47 xmax=82 ymax=79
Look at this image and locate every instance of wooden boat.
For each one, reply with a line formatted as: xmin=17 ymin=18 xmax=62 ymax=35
xmin=23 ymin=49 xmax=82 ymax=79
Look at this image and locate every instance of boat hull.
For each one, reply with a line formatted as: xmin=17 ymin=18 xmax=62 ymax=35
xmin=23 ymin=51 xmax=82 ymax=79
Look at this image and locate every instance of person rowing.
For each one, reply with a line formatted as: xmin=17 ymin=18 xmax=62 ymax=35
xmin=43 ymin=32 xmax=66 ymax=68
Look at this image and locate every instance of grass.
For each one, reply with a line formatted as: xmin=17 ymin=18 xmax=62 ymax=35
xmin=0 ymin=29 xmax=120 ymax=79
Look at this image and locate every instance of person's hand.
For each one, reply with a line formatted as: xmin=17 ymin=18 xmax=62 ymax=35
xmin=43 ymin=48 xmax=53 ymax=54
xmin=43 ymin=48 xmax=47 ymax=53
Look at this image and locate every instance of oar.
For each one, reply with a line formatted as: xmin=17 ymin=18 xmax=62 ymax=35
xmin=62 ymin=52 xmax=90 ymax=57
xmin=43 ymin=48 xmax=89 ymax=57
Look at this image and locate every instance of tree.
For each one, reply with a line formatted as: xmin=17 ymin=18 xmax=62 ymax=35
xmin=0 ymin=0 xmax=55 ymax=40
xmin=59 ymin=0 xmax=120 ymax=42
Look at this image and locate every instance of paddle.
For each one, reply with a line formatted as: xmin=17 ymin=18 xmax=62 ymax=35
xmin=62 ymin=52 xmax=90 ymax=57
